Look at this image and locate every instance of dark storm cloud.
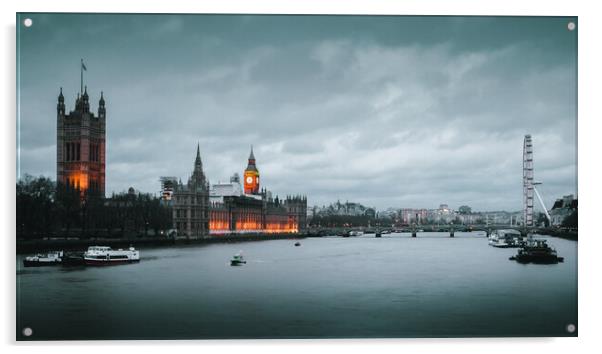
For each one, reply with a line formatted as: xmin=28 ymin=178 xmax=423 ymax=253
xmin=17 ymin=14 xmax=577 ymax=211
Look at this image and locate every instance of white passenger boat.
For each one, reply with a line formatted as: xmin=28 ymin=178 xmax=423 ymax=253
xmin=488 ymin=229 xmax=523 ymax=248
xmin=83 ymin=246 xmax=140 ymax=265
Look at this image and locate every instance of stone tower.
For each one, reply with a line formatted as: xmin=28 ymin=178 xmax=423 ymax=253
xmin=56 ymin=86 xmax=106 ymax=198
xmin=244 ymin=146 xmax=260 ymax=194
xmin=171 ymin=144 xmax=211 ymax=237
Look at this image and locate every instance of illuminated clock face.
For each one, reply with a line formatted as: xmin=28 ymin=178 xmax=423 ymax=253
xmin=246 ymin=176 xmax=253 ymax=184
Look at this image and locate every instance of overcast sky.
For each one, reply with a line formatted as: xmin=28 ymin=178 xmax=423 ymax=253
xmin=17 ymin=14 xmax=577 ymax=211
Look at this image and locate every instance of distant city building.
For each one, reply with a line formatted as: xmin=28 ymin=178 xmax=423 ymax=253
xmin=458 ymin=205 xmax=472 ymax=214
xmin=435 ymin=204 xmax=454 ymax=223
xmin=364 ymin=208 xmax=376 ymax=218
xmin=479 ymin=211 xmax=522 ymax=226
xmin=310 ymin=202 xmax=530 ymax=227
xmin=313 ymin=200 xmax=374 ymax=217
xmin=399 ymin=208 xmax=428 ymax=225
xmin=56 ymin=86 xmax=106 ymax=198
xmin=550 ymin=194 xmax=577 ymax=226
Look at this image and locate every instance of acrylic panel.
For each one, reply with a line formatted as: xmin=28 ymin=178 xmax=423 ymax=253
xmin=16 ymin=13 xmax=578 ymax=340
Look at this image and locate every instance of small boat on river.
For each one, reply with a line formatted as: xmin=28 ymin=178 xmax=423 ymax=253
xmin=230 ymin=252 xmax=246 ymax=266
xmin=22 ymin=251 xmax=63 ymax=267
xmin=83 ymin=246 xmax=140 ymax=265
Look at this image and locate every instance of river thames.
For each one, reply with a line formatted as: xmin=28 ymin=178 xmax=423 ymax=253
xmin=16 ymin=232 xmax=577 ymax=340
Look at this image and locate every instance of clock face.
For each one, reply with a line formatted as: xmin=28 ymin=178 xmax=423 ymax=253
xmin=246 ymin=176 xmax=253 ymax=184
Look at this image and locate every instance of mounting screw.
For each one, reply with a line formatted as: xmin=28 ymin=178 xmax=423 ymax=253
xmin=23 ymin=18 xmax=33 ymax=27
xmin=22 ymin=327 xmax=33 ymax=337
xmin=567 ymin=22 xmax=576 ymax=31
xmin=566 ymin=323 xmax=576 ymax=333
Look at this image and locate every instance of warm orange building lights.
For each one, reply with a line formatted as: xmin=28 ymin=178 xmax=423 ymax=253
xmin=243 ymin=146 xmax=260 ymax=195
xmin=66 ymin=172 xmax=89 ymax=192
xmin=209 ymin=203 xmax=299 ymax=235
xmin=207 ymin=147 xmax=306 ymax=235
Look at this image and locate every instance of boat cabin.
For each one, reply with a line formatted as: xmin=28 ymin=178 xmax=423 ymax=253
xmin=87 ymin=246 xmax=112 ymax=252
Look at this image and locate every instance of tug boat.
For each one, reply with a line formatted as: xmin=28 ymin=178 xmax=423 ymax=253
xmin=294 ymin=242 xmax=301 ymax=247
xmin=83 ymin=246 xmax=140 ymax=265
xmin=22 ymin=251 xmax=63 ymax=267
xmin=488 ymin=229 xmax=523 ymax=248
xmin=230 ymin=252 xmax=246 ymax=266
xmin=509 ymin=238 xmax=564 ymax=264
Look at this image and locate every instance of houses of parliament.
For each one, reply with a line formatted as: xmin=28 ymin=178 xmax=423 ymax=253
xmin=163 ymin=145 xmax=307 ymax=238
xmin=56 ymin=83 xmax=306 ymax=237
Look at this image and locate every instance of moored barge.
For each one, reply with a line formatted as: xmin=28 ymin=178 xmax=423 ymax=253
xmin=509 ymin=238 xmax=564 ymax=264
xmin=22 ymin=251 xmax=63 ymax=267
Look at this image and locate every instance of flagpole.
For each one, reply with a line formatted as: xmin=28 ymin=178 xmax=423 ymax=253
xmin=80 ymin=58 xmax=83 ymax=95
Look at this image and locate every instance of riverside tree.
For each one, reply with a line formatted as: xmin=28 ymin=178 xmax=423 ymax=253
xmin=16 ymin=175 xmax=172 ymax=239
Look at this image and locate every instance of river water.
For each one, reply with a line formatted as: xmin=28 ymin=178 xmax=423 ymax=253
xmin=16 ymin=232 xmax=577 ymax=340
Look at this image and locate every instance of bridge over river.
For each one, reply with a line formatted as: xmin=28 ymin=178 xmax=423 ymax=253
xmin=306 ymin=225 xmax=577 ymax=240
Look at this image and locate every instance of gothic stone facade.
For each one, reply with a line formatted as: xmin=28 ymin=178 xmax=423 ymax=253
xmin=284 ymin=195 xmax=308 ymax=232
xmin=56 ymin=87 xmax=106 ymax=197
xmin=171 ymin=145 xmax=307 ymax=236
xmin=171 ymin=146 xmax=210 ymax=237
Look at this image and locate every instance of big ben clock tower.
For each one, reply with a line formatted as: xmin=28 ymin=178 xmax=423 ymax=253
xmin=244 ymin=146 xmax=260 ymax=194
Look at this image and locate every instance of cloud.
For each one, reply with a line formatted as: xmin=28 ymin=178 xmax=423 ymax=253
xmin=17 ymin=15 xmax=577 ymax=211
